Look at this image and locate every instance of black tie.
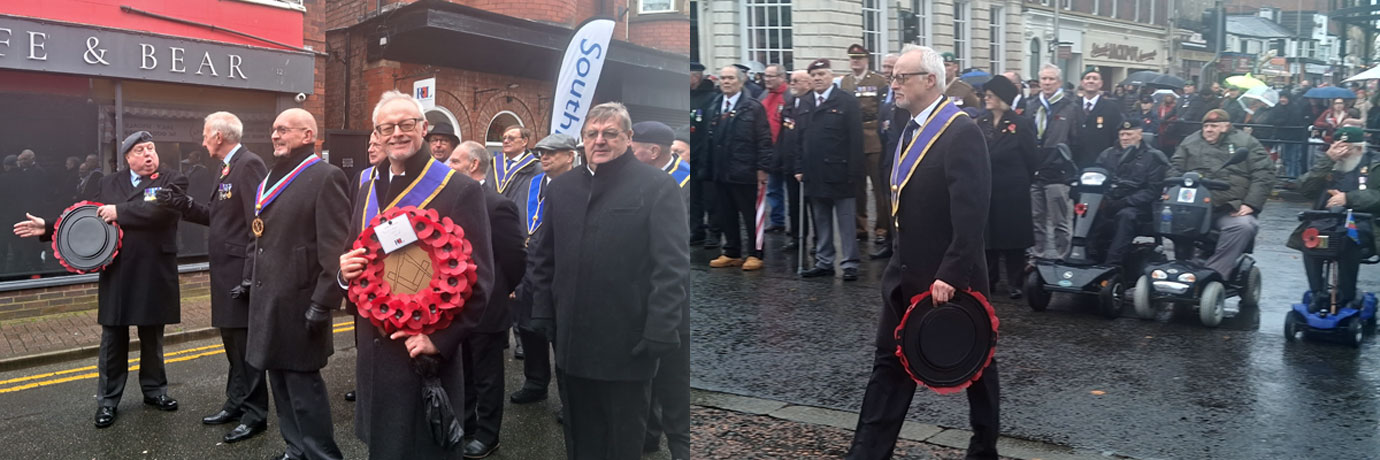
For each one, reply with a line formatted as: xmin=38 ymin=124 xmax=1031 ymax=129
xmin=137 ymin=175 xmax=151 ymax=187
xmin=899 ymin=119 xmax=920 ymax=154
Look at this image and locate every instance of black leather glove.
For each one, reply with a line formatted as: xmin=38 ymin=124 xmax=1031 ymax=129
xmin=153 ymin=185 xmax=192 ymax=212
xmin=631 ymin=338 xmax=679 ymax=358
xmin=530 ymin=318 xmax=556 ymax=343
xmin=305 ymin=303 xmax=332 ymax=335
xmin=228 ymin=279 xmax=252 ymax=299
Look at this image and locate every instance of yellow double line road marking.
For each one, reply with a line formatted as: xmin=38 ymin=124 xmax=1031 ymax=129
xmin=0 ymin=320 xmax=355 ymax=394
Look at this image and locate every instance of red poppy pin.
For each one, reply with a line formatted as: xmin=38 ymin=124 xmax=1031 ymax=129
xmin=1006 ymin=123 xmax=1017 ymax=134
xmin=150 ymin=172 xmax=159 ymax=180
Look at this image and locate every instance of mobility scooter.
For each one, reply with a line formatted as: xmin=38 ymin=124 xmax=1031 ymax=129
xmin=1284 ymin=208 xmax=1378 ymax=347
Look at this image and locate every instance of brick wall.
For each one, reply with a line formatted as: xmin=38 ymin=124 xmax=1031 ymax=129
xmin=303 ymin=0 xmax=328 ymax=123
xmin=456 ymin=0 xmax=576 ymax=25
xmin=0 ymin=271 xmax=211 ymax=323
xmin=630 ymin=15 xmax=691 ymax=55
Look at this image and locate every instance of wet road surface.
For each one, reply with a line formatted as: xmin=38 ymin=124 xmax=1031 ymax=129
xmin=691 ymin=199 xmax=1380 ymax=460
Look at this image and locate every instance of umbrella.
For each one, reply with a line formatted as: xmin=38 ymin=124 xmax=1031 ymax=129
xmin=1241 ymin=86 xmax=1279 ymax=107
xmin=1303 ymin=86 xmax=1357 ymax=100
xmin=1146 ymin=73 xmax=1187 ymax=89
xmin=1121 ymin=70 xmax=1161 ymax=87
xmin=1150 ymin=89 xmax=1179 ymax=104
xmin=1224 ymin=74 xmax=1267 ymax=90
xmin=961 ymin=74 xmax=993 ymax=88
xmin=1343 ymin=66 xmax=1380 ymax=83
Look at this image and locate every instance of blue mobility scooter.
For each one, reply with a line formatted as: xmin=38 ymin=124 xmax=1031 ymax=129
xmin=1284 ymin=208 xmax=1378 ymax=347
xmin=1024 ymin=166 xmax=1163 ymax=318
xmin=1131 ymin=149 xmax=1262 ymax=327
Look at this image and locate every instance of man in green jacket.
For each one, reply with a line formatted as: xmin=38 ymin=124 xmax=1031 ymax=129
xmin=1291 ymin=126 xmax=1380 ymax=310
xmin=1169 ymin=109 xmax=1276 ymax=278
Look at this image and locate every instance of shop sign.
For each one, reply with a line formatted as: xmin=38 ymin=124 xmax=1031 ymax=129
xmin=1089 ymin=42 xmax=1157 ymax=63
xmin=414 ymin=78 xmax=435 ymax=110
xmin=0 ymin=14 xmax=313 ymax=94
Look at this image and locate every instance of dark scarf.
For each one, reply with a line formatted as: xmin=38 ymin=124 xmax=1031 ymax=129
xmin=265 ymin=144 xmax=317 ymax=185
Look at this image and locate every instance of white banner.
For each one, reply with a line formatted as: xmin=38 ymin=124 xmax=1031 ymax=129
xmin=550 ymin=18 xmax=615 ymax=138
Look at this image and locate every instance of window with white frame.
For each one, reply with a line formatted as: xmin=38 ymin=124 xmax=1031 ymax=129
xmin=953 ymin=1 xmax=971 ymax=69
xmin=989 ymin=6 xmax=1005 ymax=73
xmin=640 ymin=0 xmax=674 ymax=14
xmin=862 ymin=0 xmax=884 ymax=69
xmin=912 ymin=0 xmax=931 ymax=47
xmin=742 ymin=0 xmax=793 ymax=68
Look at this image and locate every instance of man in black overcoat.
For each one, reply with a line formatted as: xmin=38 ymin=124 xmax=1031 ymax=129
xmin=846 ymin=47 xmax=1000 ymax=460
xmin=1073 ymin=68 xmax=1124 ymax=168
xmin=528 ymin=102 xmax=690 ymax=460
xmin=708 ymin=65 xmax=773 ymax=271
xmin=690 ymin=62 xmax=721 ymax=247
xmin=338 ymin=92 xmax=494 ymax=460
xmin=245 ymin=108 xmax=350 ymax=460
xmin=447 ymin=140 xmax=525 ymax=458
xmin=776 ymin=69 xmax=813 ymax=252
xmin=797 ymin=58 xmax=865 ymax=281
xmin=155 ymin=111 xmax=270 ymax=443
xmin=14 ymin=131 xmax=186 ymax=428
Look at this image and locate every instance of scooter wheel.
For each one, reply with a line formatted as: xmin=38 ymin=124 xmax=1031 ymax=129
xmin=1346 ymin=316 xmax=1364 ymax=348
xmin=1238 ymin=265 xmax=1262 ymax=309
xmin=1099 ymin=279 xmax=1123 ymax=319
xmin=1283 ymin=310 xmax=1306 ymax=342
xmin=1133 ymin=275 xmax=1156 ymax=320
xmin=1024 ymin=270 xmax=1050 ymax=312
xmin=1199 ymin=281 xmax=1226 ymax=328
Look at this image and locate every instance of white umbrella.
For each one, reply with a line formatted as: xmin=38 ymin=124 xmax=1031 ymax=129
xmin=1241 ymin=85 xmax=1279 ymax=107
xmin=1343 ymin=66 xmax=1380 ymax=83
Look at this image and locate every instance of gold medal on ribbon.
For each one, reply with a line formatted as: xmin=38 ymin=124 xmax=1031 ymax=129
xmin=252 ymin=217 xmax=265 ymax=238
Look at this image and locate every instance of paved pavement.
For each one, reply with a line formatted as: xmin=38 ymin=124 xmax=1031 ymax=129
xmin=0 ymin=295 xmax=214 ymax=367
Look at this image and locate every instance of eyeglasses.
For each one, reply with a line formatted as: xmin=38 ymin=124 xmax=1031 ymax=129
xmin=373 ymin=118 xmax=425 ymax=136
xmin=890 ymin=71 xmax=930 ymax=84
xmin=763 ymin=73 xmax=783 ymax=79
xmin=502 ymin=134 xmax=524 ymax=142
xmin=272 ymin=126 xmax=308 ymax=136
xmin=582 ymin=129 xmax=626 ymax=140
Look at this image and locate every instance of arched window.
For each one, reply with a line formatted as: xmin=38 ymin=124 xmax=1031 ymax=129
xmin=485 ymin=111 xmax=524 ymax=153
xmin=424 ymin=107 xmax=461 ymax=141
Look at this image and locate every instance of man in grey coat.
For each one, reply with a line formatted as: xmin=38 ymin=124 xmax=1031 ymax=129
xmin=247 ymin=108 xmax=351 ymax=460
xmin=528 ymin=102 xmax=690 ymax=459
xmin=1026 ymin=63 xmax=1080 ymax=260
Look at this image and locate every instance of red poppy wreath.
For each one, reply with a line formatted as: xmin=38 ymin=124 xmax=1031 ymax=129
xmin=52 ymin=201 xmax=123 ymax=274
xmin=347 ymin=206 xmax=478 ymax=335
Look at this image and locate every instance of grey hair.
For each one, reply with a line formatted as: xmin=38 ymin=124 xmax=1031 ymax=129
xmin=903 ymin=46 xmax=947 ymax=93
xmin=1039 ymin=63 xmax=1062 ymax=81
xmin=457 ymin=140 xmax=492 ymax=172
xmin=372 ymin=89 xmax=427 ymax=123
xmin=585 ymin=101 xmax=632 ymax=133
xmin=205 ymin=111 xmax=244 ymax=144
xmin=899 ymin=44 xmax=923 ymax=54
xmin=721 ymin=65 xmax=746 ymax=81
xmin=883 ymin=53 xmax=899 ymax=60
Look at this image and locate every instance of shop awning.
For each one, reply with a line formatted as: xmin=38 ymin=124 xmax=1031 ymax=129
xmin=339 ymin=0 xmax=685 ymax=82
xmin=1226 ymin=16 xmax=1295 ymax=39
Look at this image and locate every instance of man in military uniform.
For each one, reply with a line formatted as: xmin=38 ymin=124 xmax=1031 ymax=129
xmin=797 ymin=58 xmax=865 ymax=281
xmin=1074 ymin=68 xmax=1124 ymax=168
xmin=1292 ymin=126 xmax=1380 ymax=312
xmin=941 ymin=52 xmax=980 ymax=108
xmin=1169 ymin=109 xmax=1274 ymax=278
xmin=840 ymin=44 xmax=893 ymax=248
xmin=1089 ymin=121 xmax=1169 ymax=266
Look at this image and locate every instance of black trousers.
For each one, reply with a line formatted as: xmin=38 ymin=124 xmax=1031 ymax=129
xmin=645 ymin=338 xmax=691 ymax=459
xmin=785 ymin=174 xmax=809 ymax=242
xmin=715 ymin=182 xmax=762 ymax=259
xmin=267 ymin=369 xmax=342 ymax=460
xmin=690 ymin=178 xmax=718 ymax=241
xmin=1305 ymin=250 xmax=1361 ymax=306
xmin=558 ymin=370 xmax=652 ymax=460
xmin=97 ymin=324 xmax=167 ymax=407
xmin=847 ymin=297 xmax=1000 ymax=460
xmin=1095 ymin=206 xmax=1147 ymax=266
xmin=219 ymin=327 xmax=269 ymax=425
xmin=462 ymin=330 xmax=506 ymax=445
xmin=985 ymin=249 xmax=1026 ymax=292
xmin=517 ymin=327 xmax=552 ymax=392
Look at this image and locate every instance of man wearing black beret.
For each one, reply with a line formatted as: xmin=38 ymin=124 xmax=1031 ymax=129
xmin=13 ymin=131 xmax=188 ymax=429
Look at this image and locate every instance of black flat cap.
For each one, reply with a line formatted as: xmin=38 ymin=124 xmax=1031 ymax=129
xmin=632 ymin=121 xmax=675 ymax=146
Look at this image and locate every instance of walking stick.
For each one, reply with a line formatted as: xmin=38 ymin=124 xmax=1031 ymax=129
xmin=797 ymin=179 xmax=807 ymax=274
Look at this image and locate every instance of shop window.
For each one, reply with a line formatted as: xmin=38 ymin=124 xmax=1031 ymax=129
xmin=953 ymin=1 xmax=970 ymax=69
xmin=640 ymin=0 xmax=675 ymax=14
xmin=742 ymin=0 xmax=793 ymax=67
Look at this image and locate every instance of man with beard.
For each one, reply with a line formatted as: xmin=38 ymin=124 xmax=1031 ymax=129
xmin=846 ymin=46 xmax=999 ymax=460
xmin=13 ymin=131 xmax=187 ymax=429
xmin=445 ymin=140 xmax=525 ymax=459
xmin=528 ymin=102 xmax=689 ymax=459
xmin=154 ymin=111 xmax=270 ymax=443
xmin=338 ymin=91 xmax=494 ymax=460
xmin=245 ymin=108 xmax=349 ymax=460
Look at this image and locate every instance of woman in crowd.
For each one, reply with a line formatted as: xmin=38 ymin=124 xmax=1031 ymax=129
xmin=976 ymin=76 xmax=1038 ymax=298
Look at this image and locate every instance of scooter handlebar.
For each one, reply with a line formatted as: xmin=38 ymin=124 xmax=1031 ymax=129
xmin=1162 ymin=176 xmax=1231 ymax=190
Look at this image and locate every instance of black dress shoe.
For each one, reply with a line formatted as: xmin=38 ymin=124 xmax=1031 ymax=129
xmin=94 ymin=406 xmax=117 ymax=428
xmin=514 ymin=339 xmax=525 ymax=360
xmin=842 ymin=267 xmax=859 ymax=281
xmin=202 ymin=409 xmax=238 ymax=425
xmin=344 ymin=390 xmax=356 ymax=402
xmin=509 ymin=388 xmax=547 ymax=404
xmin=800 ymin=267 xmax=834 ymax=278
xmin=224 ymin=422 xmax=267 ymax=443
xmin=1009 ymin=288 xmax=1023 ymax=299
xmin=644 ymin=436 xmax=661 ymax=453
xmin=462 ymin=439 xmax=501 ymax=458
xmin=874 ymin=235 xmax=887 ymax=245
xmin=869 ymin=246 xmax=893 ymax=259
xmin=143 ymin=394 xmax=178 ymax=411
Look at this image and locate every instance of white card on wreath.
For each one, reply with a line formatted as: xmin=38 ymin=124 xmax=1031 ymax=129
xmin=377 ymin=213 xmax=419 ymax=254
